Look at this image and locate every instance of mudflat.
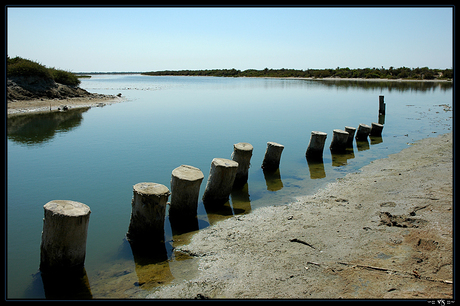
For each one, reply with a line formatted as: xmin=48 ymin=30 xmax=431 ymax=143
xmin=149 ymin=132 xmax=453 ymax=299
xmin=7 ymin=96 xmax=122 ymax=117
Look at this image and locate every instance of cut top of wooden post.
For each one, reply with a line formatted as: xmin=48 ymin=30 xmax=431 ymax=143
xmin=133 ymin=182 xmax=170 ymax=197
xmin=267 ymin=141 xmax=284 ymax=149
xmin=172 ymin=165 xmax=204 ymax=182
xmin=44 ymin=200 xmax=91 ymax=217
xmin=234 ymin=142 xmax=253 ymax=152
xmin=212 ymin=158 xmax=239 ymax=169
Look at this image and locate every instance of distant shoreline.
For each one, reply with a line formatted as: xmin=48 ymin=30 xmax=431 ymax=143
xmin=244 ymin=76 xmax=452 ymax=82
xmin=138 ymin=74 xmax=452 ymax=82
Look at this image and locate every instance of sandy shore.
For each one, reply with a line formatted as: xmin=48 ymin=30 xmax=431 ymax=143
xmin=148 ymin=132 xmax=453 ymax=299
xmin=7 ymin=95 xmax=124 ymax=117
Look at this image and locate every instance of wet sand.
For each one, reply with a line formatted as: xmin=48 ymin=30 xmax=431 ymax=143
xmin=148 ymin=132 xmax=453 ymax=299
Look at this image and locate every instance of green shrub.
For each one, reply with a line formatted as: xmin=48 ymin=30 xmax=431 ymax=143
xmin=49 ymin=68 xmax=81 ymax=86
xmin=7 ymin=57 xmax=52 ymax=80
xmin=7 ymin=56 xmax=80 ymax=86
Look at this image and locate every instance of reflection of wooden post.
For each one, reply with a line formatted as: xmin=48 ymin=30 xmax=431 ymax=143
xmin=379 ymin=95 xmax=385 ymax=115
xmin=355 ymin=124 xmax=371 ymax=141
xmin=230 ymin=183 xmax=252 ymax=215
xmin=306 ymin=159 xmax=326 ymax=179
xmin=306 ymin=131 xmax=327 ymax=160
xmin=370 ymin=122 xmax=384 ymax=137
xmin=127 ymin=183 xmax=170 ymax=243
xmin=344 ymin=126 xmax=356 ymax=146
xmin=169 ymin=165 xmax=204 ymax=224
xmin=261 ymin=142 xmax=284 ymax=171
xmin=202 ymin=158 xmax=238 ymax=206
xmin=329 ymin=129 xmax=349 ymax=152
xmin=231 ymin=142 xmax=253 ymax=188
xmin=263 ymin=168 xmax=284 ymax=191
xmin=40 ymin=200 xmax=91 ymax=273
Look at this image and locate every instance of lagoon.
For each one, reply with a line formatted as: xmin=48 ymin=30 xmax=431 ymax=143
xmin=7 ymin=75 xmax=452 ymax=298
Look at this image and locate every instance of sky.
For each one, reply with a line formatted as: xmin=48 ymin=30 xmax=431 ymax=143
xmin=7 ymin=6 xmax=453 ymax=72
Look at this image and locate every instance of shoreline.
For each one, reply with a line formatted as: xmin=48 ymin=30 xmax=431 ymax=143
xmin=140 ymin=74 xmax=452 ymax=82
xmin=7 ymin=96 xmax=124 ymax=118
xmin=148 ymin=132 xmax=453 ymax=299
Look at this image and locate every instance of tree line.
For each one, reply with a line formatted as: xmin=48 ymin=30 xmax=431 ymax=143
xmin=142 ymin=66 xmax=452 ymax=80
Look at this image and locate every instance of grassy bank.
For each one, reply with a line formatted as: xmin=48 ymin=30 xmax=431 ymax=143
xmin=7 ymin=56 xmax=81 ymax=86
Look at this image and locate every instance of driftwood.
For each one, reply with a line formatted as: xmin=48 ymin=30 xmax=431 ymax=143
xmin=336 ymin=262 xmax=452 ymax=284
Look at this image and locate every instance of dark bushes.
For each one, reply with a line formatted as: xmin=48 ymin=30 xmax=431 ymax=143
xmin=7 ymin=56 xmax=80 ymax=86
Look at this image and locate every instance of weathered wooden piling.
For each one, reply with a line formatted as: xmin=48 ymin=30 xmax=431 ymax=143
xmin=344 ymin=126 xmax=356 ymax=146
xmin=370 ymin=122 xmax=384 ymax=137
xmin=127 ymin=183 xmax=170 ymax=243
xmin=329 ymin=129 xmax=349 ymax=152
xmin=379 ymin=95 xmax=386 ymax=115
xmin=305 ymin=131 xmax=327 ymax=159
xmin=40 ymin=200 xmax=91 ymax=273
xmin=169 ymin=165 xmax=204 ymax=223
xmin=261 ymin=142 xmax=284 ymax=171
xmin=202 ymin=158 xmax=238 ymax=205
xmin=355 ymin=124 xmax=372 ymax=141
xmin=231 ymin=142 xmax=253 ymax=188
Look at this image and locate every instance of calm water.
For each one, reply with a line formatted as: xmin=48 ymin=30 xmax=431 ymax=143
xmin=7 ymin=75 xmax=452 ymax=299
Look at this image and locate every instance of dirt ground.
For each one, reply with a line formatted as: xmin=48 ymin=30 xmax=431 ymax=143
xmin=148 ymin=132 xmax=453 ymax=299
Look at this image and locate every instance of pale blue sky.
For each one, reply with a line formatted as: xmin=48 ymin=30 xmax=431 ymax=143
xmin=7 ymin=6 xmax=453 ymax=72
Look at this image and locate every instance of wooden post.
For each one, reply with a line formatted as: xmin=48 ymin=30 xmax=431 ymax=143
xmin=344 ymin=126 xmax=356 ymax=146
xmin=231 ymin=142 xmax=253 ymax=188
xmin=261 ymin=142 xmax=284 ymax=171
xmin=370 ymin=122 xmax=384 ymax=137
xmin=329 ymin=129 xmax=349 ymax=152
xmin=379 ymin=95 xmax=386 ymax=115
xmin=305 ymin=131 xmax=327 ymax=160
xmin=202 ymin=158 xmax=238 ymax=206
xmin=127 ymin=183 xmax=170 ymax=244
xmin=355 ymin=124 xmax=371 ymax=141
xmin=40 ymin=200 xmax=91 ymax=273
xmin=169 ymin=165 xmax=204 ymax=223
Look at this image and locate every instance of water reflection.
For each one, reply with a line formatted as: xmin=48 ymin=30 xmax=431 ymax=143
xmin=7 ymin=108 xmax=89 ymax=145
xmin=230 ymin=183 xmax=252 ymax=214
xmin=306 ymin=157 xmax=326 ymax=179
xmin=356 ymin=139 xmax=370 ymax=151
xmin=170 ymin=216 xmax=200 ymax=236
xmin=204 ymin=200 xmax=235 ymax=225
xmin=40 ymin=268 xmax=92 ymax=299
xmin=129 ymin=241 xmax=173 ymax=290
xmin=331 ymin=148 xmax=356 ymax=167
xmin=263 ymin=168 xmax=284 ymax=191
xmin=314 ymin=79 xmax=452 ymax=92
xmin=370 ymin=136 xmax=383 ymax=145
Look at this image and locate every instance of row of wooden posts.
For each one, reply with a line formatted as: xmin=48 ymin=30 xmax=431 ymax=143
xmin=39 ymin=141 xmax=284 ymax=274
xmin=39 ymin=96 xmax=386 ymax=275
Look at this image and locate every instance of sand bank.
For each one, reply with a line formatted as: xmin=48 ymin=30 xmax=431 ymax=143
xmin=7 ymin=95 xmax=124 ymax=117
xmin=149 ymin=132 xmax=453 ymax=299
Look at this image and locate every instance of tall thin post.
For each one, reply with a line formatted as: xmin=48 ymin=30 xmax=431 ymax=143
xmin=379 ymin=95 xmax=386 ymax=115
